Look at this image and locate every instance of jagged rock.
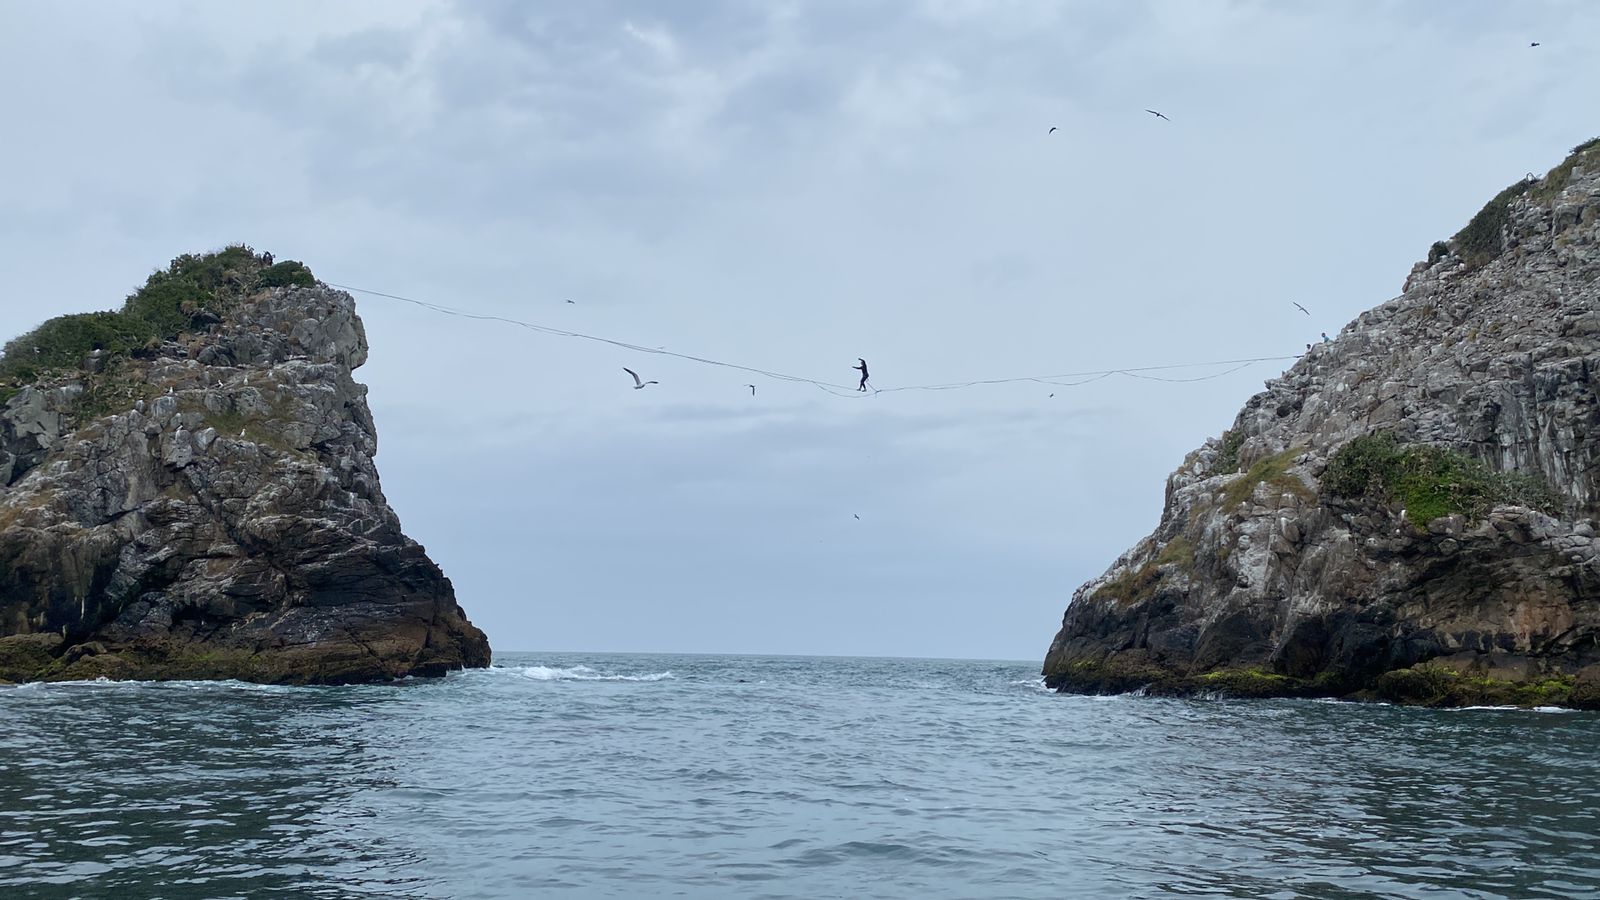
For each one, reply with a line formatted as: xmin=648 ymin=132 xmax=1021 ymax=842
xmin=1044 ymin=141 xmax=1600 ymax=708
xmin=0 ymin=275 xmax=490 ymax=684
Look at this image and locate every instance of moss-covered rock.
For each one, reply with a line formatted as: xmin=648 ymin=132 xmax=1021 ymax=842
xmin=1374 ymin=664 xmax=1573 ymax=708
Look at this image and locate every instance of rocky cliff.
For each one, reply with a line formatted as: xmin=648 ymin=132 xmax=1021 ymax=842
xmin=1044 ymin=139 xmax=1600 ymax=709
xmin=0 ymin=249 xmax=490 ymax=684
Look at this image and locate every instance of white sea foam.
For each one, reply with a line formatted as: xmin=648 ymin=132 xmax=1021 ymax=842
xmin=1 ymin=676 xmax=308 ymax=693
xmin=504 ymin=664 xmax=674 ymax=683
xmin=1450 ymin=704 xmax=1578 ymax=714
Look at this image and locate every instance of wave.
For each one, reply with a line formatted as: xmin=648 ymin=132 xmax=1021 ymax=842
xmin=1448 ymin=704 xmax=1578 ymax=714
xmin=1 ymin=676 xmax=310 ymax=693
xmin=498 ymin=664 xmax=675 ymax=683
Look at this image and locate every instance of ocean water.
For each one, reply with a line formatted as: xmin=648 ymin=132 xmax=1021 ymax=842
xmin=2 ymin=653 xmax=1598 ymax=899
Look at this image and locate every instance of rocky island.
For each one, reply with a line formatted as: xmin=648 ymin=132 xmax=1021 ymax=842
xmin=0 ymin=248 xmax=490 ymax=684
xmin=1044 ymin=138 xmax=1600 ymax=709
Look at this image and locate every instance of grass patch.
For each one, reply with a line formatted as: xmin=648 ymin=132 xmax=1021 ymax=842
xmin=1530 ymin=136 xmax=1600 ymax=207
xmin=1155 ymin=536 xmax=1195 ymax=568
xmin=1324 ymin=432 xmax=1558 ymax=525
xmin=1452 ymin=177 xmax=1536 ymax=267
xmin=1091 ymin=562 xmax=1161 ymax=607
xmin=1091 ymin=537 xmax=1194 ymax=606
xmin=1222 ymin=448 xmax=1311 ymax=510
xmin=0 ymin=246 xmax=312 ymax=395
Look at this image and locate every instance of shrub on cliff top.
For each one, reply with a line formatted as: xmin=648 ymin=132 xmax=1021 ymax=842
xmin=258 ymin=260 xmax=316 ymax=289
xmin=1324 ymin=432 xmax=1557 ymax=525
xmin=1452 ymin=177 xmax=1536 ymax=267
xmin=0 ymin=246 xmax=312 ymax=391
xmin=1529 ymin=136 xmax=1600 ymax=206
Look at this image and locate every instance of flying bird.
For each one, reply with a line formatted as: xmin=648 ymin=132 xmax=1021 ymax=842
xmin=1145 ymin=109 xmax=1171 ymax=121
xmin=1530 ymin=41 xmax=1540 ymax=47
xmin=744 ymin=384 xmax=756 ymax=396
xmin=623 ymin=367 xmax=658 ymax=390
xmin=566 ymin=299 xmax=575 ymax=304
xmin=1048 ymin=126 xmax=1058 ymax=134
xmin=853 ymin=514 xmax=860 ymax=520
xmin=1292 ymin=302 xmax=1310 ymax=316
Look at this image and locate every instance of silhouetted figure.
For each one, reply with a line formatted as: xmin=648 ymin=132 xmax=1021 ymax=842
xmin=853 ymin=358 xmax=870 ymax=392
xmin=262 ymin=252 xmax=274 ymax=265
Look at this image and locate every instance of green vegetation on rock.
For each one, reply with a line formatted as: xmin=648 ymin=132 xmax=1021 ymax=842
xmin=1375 ymin=664 xmax=1573 ymax=707
xmin=1212 ymin=429 xmax=1245 ymax=474
xmin=1324 ymin=432 xmax=1557 ymax=526
xmin=0 ymin=246 xmax=313 ymax=396
xmin=1529 ymin=136 xmax=1600 ymax=206
xmin=1222 ymin=448 xmax=1312 ymax=510
xmin=1089 ymin=538 xmax=1194 ymax=608
xmin=1453 ymin=177 xmax=1536 ymax=267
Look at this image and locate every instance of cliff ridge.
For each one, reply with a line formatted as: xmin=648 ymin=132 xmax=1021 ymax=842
xmin=1043 ymin=139 xmax=1600 ymax=708
xmin=0 ymin=248 xmax=491 ymax=683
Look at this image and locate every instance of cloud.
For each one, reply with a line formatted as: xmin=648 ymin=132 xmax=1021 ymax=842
xmin=3 ymin=0 xmax=1599 ymax=658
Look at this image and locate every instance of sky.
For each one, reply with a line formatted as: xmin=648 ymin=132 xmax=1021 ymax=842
xmin=1 ymin=1 xmax=1596 ymax=661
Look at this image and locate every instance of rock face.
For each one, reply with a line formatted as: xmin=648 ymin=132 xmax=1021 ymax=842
xmin=1044 ymin=141 xmax=1600 ymax=708
xmin=0 ymin=278 xmax=490 ymax=683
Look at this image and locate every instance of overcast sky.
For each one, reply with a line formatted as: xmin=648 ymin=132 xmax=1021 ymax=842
xmin=2 ymin=1 xmax=1595 ymax=660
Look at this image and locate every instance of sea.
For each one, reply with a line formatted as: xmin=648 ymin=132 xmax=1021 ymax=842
xmin=2 ymin=652 xmax=1597 ymax=899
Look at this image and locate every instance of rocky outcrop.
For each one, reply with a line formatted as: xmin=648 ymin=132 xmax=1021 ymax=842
xmin=1044 ymin=139 xmax=1600 ymax=708
xmin=0 ymin=259 xmax=490 ymax=683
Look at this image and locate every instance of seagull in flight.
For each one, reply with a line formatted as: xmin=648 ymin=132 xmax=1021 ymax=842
xmin=1145 ymin=109 xmax=1171 ymax=121
xmin=1292 ymin=302 xmax=1310 ymax=316
xmin=565 ymin=299 xmax=575 ymax=304
xmin=1048 ymin=126 xmax=1058 ymax=134
xmin=744 ymin=384 xmax=756 ymax=396
xmin=623 ymin=367 xmax=658 ymax=390
xmin=853 ymin=514 xmax=860 ymax=520
xmin=1530 ymin=41 xmax=1540 ymax=47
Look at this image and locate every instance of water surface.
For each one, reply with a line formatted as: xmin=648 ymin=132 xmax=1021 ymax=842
xmin=2 ymin=653 xmax=1597 ymax=898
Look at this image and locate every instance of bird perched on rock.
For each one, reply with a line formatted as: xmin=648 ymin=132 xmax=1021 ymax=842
xmin=623 ymin=367 xmax=658 ymax=390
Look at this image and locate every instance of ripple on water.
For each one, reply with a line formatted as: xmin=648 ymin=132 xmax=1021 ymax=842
xmin=2 ymin=653 xmax=1598 ymax=899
